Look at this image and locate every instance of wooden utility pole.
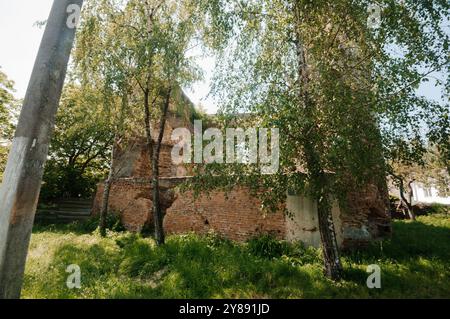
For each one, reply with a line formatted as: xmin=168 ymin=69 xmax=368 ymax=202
xmin=0 ymin=0 xmax=84 ymax=299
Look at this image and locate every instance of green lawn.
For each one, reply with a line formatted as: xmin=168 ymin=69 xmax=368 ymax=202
xmin=22 ymin=214 xmax=450 ymax=299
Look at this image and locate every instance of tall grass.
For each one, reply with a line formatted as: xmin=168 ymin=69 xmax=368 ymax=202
xmin=23 ymin=214 xmax=450 ymax=299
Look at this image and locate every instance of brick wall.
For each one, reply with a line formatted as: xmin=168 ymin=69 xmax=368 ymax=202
xmin=92 ymin=176 xmax=392 ymax=247
xmin=114 ymin=139 xmax=180 ymax=179
xmin=93 ymin=181 xmax=286 ymax=241
xmin=93 ymin=131 xmax=391 ymax=246
xmin=165 ymin=188 xmax=286 ymax=241
xmin=340 ymin=183 xmax=392 ymax=248
xmin=93 ymin=179 xmax=152 ymax=232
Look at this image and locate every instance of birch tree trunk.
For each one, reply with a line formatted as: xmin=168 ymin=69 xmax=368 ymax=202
xmin=99 ymin=90 xmax=129 ymax=237
xmin=99 ymin=134 xmax=120 ymax=237
xmin=294 ymin=3 xmax=343 ymax=280
xmin=391 ymin=173 xmax=416 ymax=220
xmin=0 ymin=0 xmax=84 ymax=299
xmin=152 ymin=87 xmax=172 ymax=246
xmin=407 ymin=181 xmax=416 ymax=221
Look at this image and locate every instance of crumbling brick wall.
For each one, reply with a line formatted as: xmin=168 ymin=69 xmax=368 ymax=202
xmin=93 ymin=181 xmax=392 ymax=247
xmin=165 ymin=188 xmax=286 ymax=241
xmin=93 ymin=180 xmax=286 ymax=240
xmin=92 ymin=108 xmax=391 ymax=246
xmin=340 ymin=184 xmax=392 ymax=248
xmin=93 ymin=179 xmax=152 ymax=232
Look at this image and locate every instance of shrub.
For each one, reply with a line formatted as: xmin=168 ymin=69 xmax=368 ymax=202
xmin=39 ymin=160 xmax=102 ymax=201
xmin=246 ymin=234 xmax=291 ymax=259
xmin=429 ymin=204 xmax=449 ymax=215
xmin=68 ymin=213 xmax=126 ymax=233
xmin=205 ymin=231 xmax=234 ymax=249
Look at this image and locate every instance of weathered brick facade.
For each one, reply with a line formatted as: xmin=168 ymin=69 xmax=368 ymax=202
xmin=92 ymin=135 xmax=286 ymax=239
xmin=340 ymin=183 xmax=392 ymax=248
xmin=165 ymin=188 xmax=286 ymax=241
xmin=92 ymin=136 xmax=391 ymax=248
xmin=92 ymin=96 xmax=391 ymax=248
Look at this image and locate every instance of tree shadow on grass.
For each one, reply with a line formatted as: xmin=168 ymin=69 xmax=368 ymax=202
xmin=29 ymin=217 xmax=450 ymax=299
xmin=345 ymin=218 xmax=450 ymax=264
xmin=342 ymin=218 xmax=450 ymax=298
xmin=44 ymin=234 xmax=340 ymax=299
xmin=127 ymin=242 xmax=327 ymax=299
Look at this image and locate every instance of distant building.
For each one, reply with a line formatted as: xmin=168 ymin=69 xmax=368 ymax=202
xmin=410 ymin=182 xmax=450 ymax=205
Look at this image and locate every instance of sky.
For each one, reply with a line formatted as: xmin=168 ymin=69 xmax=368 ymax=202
xmin=0 ymin=0 xmax=218 ymax=113
xmin=0 ymin=0 xmax=446 ymax=115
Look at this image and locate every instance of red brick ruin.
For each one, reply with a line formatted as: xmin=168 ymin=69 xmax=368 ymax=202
xmin=92 ymin=94 xmax=391 ymax=249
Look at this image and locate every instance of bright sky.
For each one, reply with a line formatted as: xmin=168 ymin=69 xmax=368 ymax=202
xmin=0 ymin=0 xmax=218 ymax=113
xmin=0 ymin=0 xmax=446 ymax=115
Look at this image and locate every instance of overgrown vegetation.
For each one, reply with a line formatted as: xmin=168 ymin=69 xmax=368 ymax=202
xmin=2 ymin=1 xmax=448 ymax=294
xmin=23 ymin=214 xmax=450 ymax=299
xmin=429 ymin=204 xmax=449 ymax=215
xmin=39 ymin=85 xmax=114 ymax=201
xmin=0 ymin=67 xmax=18 ymax=183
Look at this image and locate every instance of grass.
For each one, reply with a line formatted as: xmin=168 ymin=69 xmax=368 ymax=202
xmin=22 ymin=214 xmax=450 ymax=299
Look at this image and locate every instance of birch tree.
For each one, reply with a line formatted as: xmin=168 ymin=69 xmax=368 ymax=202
xmin=189 ymin=0 xmax=450 ymax=280
xmin=75 ymin=0 xmax=204 ymax=242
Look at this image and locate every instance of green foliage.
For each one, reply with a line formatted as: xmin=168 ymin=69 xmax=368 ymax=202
xmin=79 ymin=214 xmax=127 ymax=234
xmin=188 ymin=0 xmax=450 ymax=216
xmin=428 ymin=204 xmax=449 ymax=215
xmin=23 ymin=215 xmax=450 ymax=298
xmin=246 ymin=235 xmax=292 ymax=259
xmin=76 ymin=0 xmax=206 ymax=113
xmin=40 ymin=162 xmax=100 ymax=201
xmin=33 ymin=213 xmax=126 ymax=235
xmin=0 ymin=144 xmax=9 ymax=182
xmin=40 ymin=85 xmax=114 ymax=201
xmin=0 ymin=67 xmax=16 ymax=140
xmin=246 ymin=234 xmax=321 ymax=266
xmin=0 ymin=67 xmax=18 ymax=182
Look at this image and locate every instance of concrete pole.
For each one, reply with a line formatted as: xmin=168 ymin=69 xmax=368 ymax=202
xmin=0 ymin=0 xmax=84 ymax=299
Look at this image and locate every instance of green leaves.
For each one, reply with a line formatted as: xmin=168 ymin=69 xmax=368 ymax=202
xmin=0 ymin=67 xmax=17 ymax=140
xmin=40 ymin=85 xmax=114 ymax=201
xmin=191 ymin=0 xmax=450 ymax=212
xmin=0 ymin=68 xmax=18 ymax=182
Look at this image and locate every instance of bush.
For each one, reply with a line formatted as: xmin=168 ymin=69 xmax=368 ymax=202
xmin=205 ymin=231 xmax=234 ymax=249
xmin=429 ymin=204 xmax=449 ymax=215
xmin=72 ymin=213 xmax=126 ymax=233
xmin=39 ymin=160 xmax=102 ymax=201
xmin=246 ymin=234 xmax=292 ymax=259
